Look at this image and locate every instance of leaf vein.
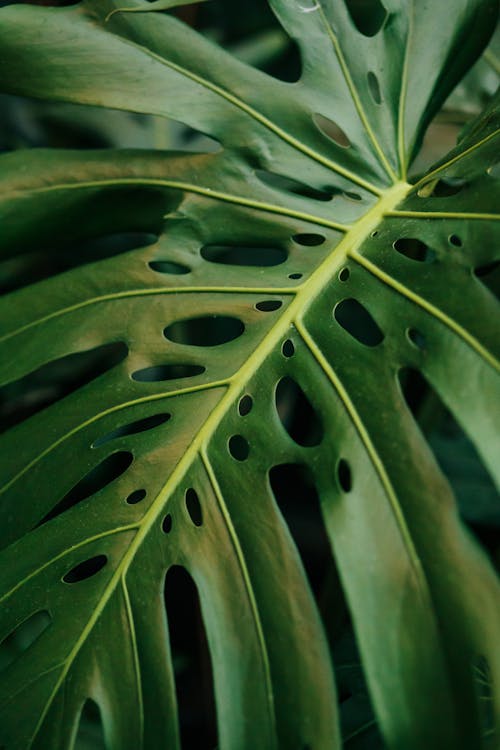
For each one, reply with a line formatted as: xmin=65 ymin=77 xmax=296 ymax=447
xmin=316 ymin=3 xmax=398 ymax=182
xmin=348 ymin=250 xmax=500 ymax=371
xmin=295 ymin=319 xmax=427 ymax=586
xmin=100 ymin=29 xmax=381 ymax=193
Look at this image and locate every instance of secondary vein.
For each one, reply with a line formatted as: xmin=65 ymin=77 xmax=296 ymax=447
xmin=348 ymin=250 xmax=500 ymax=371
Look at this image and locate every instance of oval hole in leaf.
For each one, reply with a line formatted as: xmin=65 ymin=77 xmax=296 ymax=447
xmin=367 ymin=71 xmax=382 ymax=104
xmin=201 ymin=244 xmax=287 ymax=267
xmin=293 ymin=233 xmax=325 ymax=246
xmin=406 ymin=328 xmax=426 ymax=350
xmin=337 ymin=459 xmax=352 ymax=492
xmin=393 ymin=238 xmax=436 ymax=263
xmin=162 ymin=514 xmax=173 ymax=534
xmin=255 ymin=300 xmax=283 ymax=312
xmin=75 ymin=700 xmax=106 ymax=750
xmin=185 ymin=488 xmax=203 ymax=527
xmin=334 ymin=299 xmax=384 ymax=347
xmin=149 ymin=260 xmax=191 ymax=275
xmin=256 ymin=170 xmax=332 ymax=201
xmin=343 ymin=191 xmax=362 ymax=202
xmin=38 ymin=452 xmax=133 ymax=527
xmin=132 ymin=364 xmax=205 ymax=382
xmin=338 ymin=267 xmax=350 ymax=282
xmin=126 ymin=489 xmax=147 ymax=505
xmin=269 ymin=464 xmax=336 ymax=634
xmin=313 ymin=114 xmax=351 ymax=148
xmin=63 ymin=555 xmax=108 ymax=584
xmin=282 ymin=339 xmax=295 ymax=358
xmin=0 ymin=342 xmax=128 ymax=434
xmin=275 ymin=377 xmax=323 ymax=446
xmin=449 ymin=234 xmax=462 ymax=247
xmin=164 ymin=316 xmax=244 ymax=347
xmin=0 ymin=611 xmax=51 ymax=673
xmin=164 ymin=566 xmax=218 ymax=748
xmin=288 ymin=273 xmax=303 ymax=280
xmin=345 ymin=0 xmax=387 ymax=35
xmin=238 ymin=395 xmax=253 ymax=416
xmin=228 ymin=435 xmax=250 ymax=461
xmin=93 ymin=413 xmax=171 ymax=448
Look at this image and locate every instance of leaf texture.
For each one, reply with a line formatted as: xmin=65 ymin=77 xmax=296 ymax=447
xmin=0 ymin=1 xmax=499 ymax=749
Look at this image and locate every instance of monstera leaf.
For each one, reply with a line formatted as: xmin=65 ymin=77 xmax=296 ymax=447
xmin=0 ymin=1 xmax=499 ymax=748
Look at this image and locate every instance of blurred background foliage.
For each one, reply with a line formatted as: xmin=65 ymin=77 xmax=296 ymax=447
xmin=0 ymin=2 xmax=498 ymax=748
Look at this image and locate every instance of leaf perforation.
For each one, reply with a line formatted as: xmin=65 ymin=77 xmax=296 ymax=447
xmin=15 ymin=183 xmax=415 ymax=740
xmin=201 ymin=451 xmax=277 ymax=736
xmin=294 ymin=319 xmax=427 ymax=589
xmin=0 ymin=381 xmax=230 ymax=499
xmin=0 ymin=525 xmax=139 ymax=608
xmin=0 ymin=3 xmax=499 ymax=747
xmin=413 ymin=128 xmax=500 ymax=190
xmin=0 ymin=286 xmax=298 ymax=346
xmin=28 ymin=537 xmax=137 ymax=744
xmin=315 ymin=2 xmax=398 ymax=183
xmin=4 ymin=173 xmax=350 ymax=246
xmin=96 ymin=21 xmax=383 ymax=195
xmin=348 ymin=250 xmax=500 ymax=371
xmin=1 ymin=178 xmax=423 ymax=747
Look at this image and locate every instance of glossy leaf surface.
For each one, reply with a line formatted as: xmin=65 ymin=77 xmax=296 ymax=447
xmin=0 ymin=1 xmax=499 ymax=749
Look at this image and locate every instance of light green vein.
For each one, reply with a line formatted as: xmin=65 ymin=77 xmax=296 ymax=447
xmin=104 ymin=30 xmax=382 ymax=195
xmin=26 ymin=383 xmax=248 ymax=742
xmin=316 ymin=3 xmax=398 ymax=183
xmin=348 ymin=250 xmax=500 ymax=371
xmin=28 ymin=535 xmax=137 ymax=744
xmin=201 ymin=449 xmax=276 ymax=738
xmin=9 ymin=175 xmax=350 ymax=232
xmin=412 ymin=128 xmax=500 ymax=191
xmin=385 ymin=210 xmax=500 ymax=220
xmin=6 ymin=183 xmax=412 ymax=743
xmin=122 ymin=576 xmax=144 ymax=747
xmin=397 ymin=4 xmax=413 ymax=179
xmin=295 ymin=319 xmax=428 ymax=594
xmin=0 ymin=525 xmax=139 ymax=605
xmin=0 ymin=286 xmax=297 ymax=345
xmin=0 ymin=380 xmax=229 ymax=498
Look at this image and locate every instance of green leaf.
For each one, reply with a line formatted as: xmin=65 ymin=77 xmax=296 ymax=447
xmin=0 ymin=2 xmax=499 ymax=749
xmin=105 ymin=0 xmax=211 ymax=24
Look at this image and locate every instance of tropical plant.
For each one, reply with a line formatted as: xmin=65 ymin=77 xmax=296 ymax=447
xmin=0 ymin=1 xmax=499 ymax=748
